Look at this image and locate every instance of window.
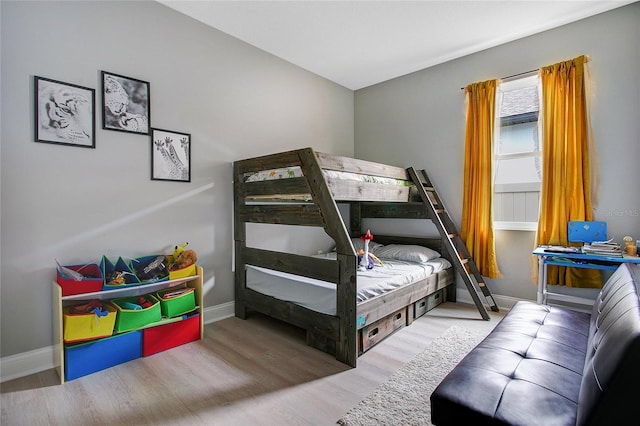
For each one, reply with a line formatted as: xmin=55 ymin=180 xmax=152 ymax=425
xmin=494 ymin=75 xmax=541 ymax=231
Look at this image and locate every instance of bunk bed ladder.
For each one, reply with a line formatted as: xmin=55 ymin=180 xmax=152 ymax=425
xmin=407 ymin=167 xmax=499 ymax=320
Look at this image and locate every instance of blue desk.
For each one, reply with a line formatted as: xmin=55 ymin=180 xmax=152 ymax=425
xmin=532 ymin=246 xmax=640 ymax=306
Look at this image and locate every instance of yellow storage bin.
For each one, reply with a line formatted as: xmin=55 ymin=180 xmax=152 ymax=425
xmin=63 ymin=301 xmax=117 ymax=343
xmin=169 ymin=263 xmax=197 ymax=280
xmin=165 ymin=253 xmax=197 ymax=280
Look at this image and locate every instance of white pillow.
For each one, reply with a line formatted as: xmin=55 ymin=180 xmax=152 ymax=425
xmin=372 ymin=244 xmax=441 ymax=263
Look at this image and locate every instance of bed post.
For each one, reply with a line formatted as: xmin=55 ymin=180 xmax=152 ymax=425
xmin=336 ymin=254 xmax=357 ymax=367
xmin=299 ymin=148 xmax=357 ymax=367
xmin=233 ymin=161 xmax=248 ymax=319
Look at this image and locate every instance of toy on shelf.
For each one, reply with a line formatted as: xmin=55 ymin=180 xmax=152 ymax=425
xmin=101 ymin=256 xmax=141 ymax=289
xmin=172 ymin=242 xmax=188 ymax=259
xmin=119 ymin=297 xmax=152 ymax=310
xmin=168 ymin=242 xmax=197 ymax=271
xmin=121 ymin=302 xmax=142 ymax=311
xmin=56 ymin=261 xmax=84 ymax=281
xmin=69 ymin=300 xmax=109 ymax=317
xmin=106 ymin=270 xmax=137 ymax=285
xmin=133 ymin=255 xmax=169 ymax=282
xmin=137 ymin=296 xmax=153 ymax=309
xmin=161 ymin=288 xmax=191 ymax=299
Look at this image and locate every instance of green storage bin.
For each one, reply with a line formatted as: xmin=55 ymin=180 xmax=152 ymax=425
xmin=156 ymin=287 xmax=196 ymax=318
xmin=112 ymin=294 xmax=161 ymax=332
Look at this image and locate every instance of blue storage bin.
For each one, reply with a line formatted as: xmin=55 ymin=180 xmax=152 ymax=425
xmin=131 ymin=255 xmax=169 ymax=284
xmin=64 ymin=331 xmax=142 ymax=381
xmin=101 ymin=256 xmax=140 ymax=290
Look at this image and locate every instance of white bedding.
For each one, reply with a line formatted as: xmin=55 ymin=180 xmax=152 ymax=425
xmin=246 ymin=252 xmax=451 ymax=315
xmin=244 ymin=166 xmax=412 ymax=187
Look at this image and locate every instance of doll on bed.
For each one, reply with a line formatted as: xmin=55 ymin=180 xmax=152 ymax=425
xmin=358 ymin=229 xmax=383 ymax=270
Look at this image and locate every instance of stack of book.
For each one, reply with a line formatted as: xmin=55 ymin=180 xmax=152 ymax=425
xmin=581 ymin=239 xmax=623 ymax=257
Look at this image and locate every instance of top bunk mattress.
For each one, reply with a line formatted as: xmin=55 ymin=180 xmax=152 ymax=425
xmin=244 ymin=166 xmax=412 ymax=187
xmin=243 ymin=166 xmax=416 ymax=203
xmin=246 ymin=252 xmax=451 ymax=316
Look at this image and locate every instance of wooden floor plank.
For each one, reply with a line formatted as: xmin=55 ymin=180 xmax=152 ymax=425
xmin=1 ymin=302 xmax=503 ymax=425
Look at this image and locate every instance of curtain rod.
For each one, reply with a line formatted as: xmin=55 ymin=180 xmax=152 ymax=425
xmin=460 ymin=68 xmax=539 ymax=90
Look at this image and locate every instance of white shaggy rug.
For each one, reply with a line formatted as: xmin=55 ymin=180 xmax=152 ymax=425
xmin=337 ymin=325 xmax=486 ymax=426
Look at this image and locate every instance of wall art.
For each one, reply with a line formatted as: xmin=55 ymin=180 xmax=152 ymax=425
xmin=151 ymin=128 xmax=191 ymax=182
xmin=102 ymin=71 xmax=150 ymax=135
xmin=34 ymin=76 xmax=95 ymax=148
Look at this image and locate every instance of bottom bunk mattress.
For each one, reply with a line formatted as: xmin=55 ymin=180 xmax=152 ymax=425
xmin=245 ymin=252 xmax=452 ymax=316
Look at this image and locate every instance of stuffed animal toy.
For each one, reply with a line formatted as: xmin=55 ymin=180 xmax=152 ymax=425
xmin=172 ymin=242 xmax=188 ymax=260
xmin=170 ymin=242 xmax=197 ymax=270
xmin=174 ymin=249 xmax=197 ymax=270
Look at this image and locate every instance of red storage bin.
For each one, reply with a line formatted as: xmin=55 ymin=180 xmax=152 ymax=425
xmin=142 ymin=314 xmax=200 ymax=356
xmin=56 ymin=264 xmax=103 ymax=296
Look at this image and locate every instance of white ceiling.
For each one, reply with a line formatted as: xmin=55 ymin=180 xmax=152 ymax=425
xmin=158 ymin=1 xmax=635 ymax=90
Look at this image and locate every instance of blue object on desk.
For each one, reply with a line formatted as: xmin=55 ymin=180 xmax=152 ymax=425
xmin=568 ymin=221 xmax=607 ymax=243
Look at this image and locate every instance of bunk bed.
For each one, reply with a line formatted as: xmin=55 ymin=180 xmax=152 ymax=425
xmin=233 ymin=147 xmax=457 ymax=367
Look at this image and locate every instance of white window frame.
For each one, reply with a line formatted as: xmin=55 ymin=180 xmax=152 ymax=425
xmin=494 ymin=74 xmax=541 ymax=232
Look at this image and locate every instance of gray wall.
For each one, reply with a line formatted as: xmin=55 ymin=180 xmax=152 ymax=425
xmin=0 ymin=0 xmax=353 ymax=358
xmin=354 ymin=3 xmax=640 ymax=301
xmin=2 ymin=0 xmax=638 ymax=363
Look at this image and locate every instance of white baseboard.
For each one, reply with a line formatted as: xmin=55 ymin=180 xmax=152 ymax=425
xmin=454 ymin=287 xmax=523 ymax=311
xmin=203 ymin=300 xmax=235 ymax=324
xmin=0 ymin=301 xmax=236 ymax=383
xmin=0 ymin=346 xmax=54 ymax=384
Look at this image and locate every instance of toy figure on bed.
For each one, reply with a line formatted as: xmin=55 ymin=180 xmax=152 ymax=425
xmin=358 ymin=229 xmax=383 ymax=271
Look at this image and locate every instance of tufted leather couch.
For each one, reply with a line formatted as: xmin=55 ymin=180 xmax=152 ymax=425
xmin=431 ymin=263 xmax=640 ymax=425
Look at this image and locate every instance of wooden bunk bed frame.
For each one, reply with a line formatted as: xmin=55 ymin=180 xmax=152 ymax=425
xmin=233 ymin=147 xmax=458 ymax=367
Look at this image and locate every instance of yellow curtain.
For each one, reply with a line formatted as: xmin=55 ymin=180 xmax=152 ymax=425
xmin=461 ymin=80 xmax=501 ymax=278
xmin=535 ymin=55 xmax=601 ymax=288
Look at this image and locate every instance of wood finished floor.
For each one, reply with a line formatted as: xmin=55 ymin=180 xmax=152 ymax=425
xmin=1 ymin=302 xmax=503 ymax=426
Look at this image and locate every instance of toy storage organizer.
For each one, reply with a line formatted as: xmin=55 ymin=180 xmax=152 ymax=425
xmin=52 ymin=266 xmax=204 ymax=383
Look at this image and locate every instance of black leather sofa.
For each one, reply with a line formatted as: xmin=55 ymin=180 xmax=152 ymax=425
xmin=431 ymin=263 xmax=640 ymax=425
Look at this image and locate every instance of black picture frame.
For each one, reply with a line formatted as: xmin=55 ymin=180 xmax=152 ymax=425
xmin=34 ymin=76 xmax=96 ymax=148
xmin=101 ymin=71 xmax=150 ymax=135
xmin=151 ymin=128 xmax=191 ymax=182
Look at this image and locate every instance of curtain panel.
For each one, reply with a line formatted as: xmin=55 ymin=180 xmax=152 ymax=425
xmin=461 ymin=80 xmax=502 ymax=279
xmin=534 ymin=55 xmax=601 ymax=288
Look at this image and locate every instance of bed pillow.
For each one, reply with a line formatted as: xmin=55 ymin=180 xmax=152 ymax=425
xmin=372 ymin=244 xmax=441 ymax=263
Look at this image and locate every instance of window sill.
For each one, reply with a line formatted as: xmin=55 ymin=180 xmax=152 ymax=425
xmin=494 ymin=221 xmax=538 ymax=231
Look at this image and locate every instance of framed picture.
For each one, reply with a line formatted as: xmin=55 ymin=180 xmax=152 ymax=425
xmin=151 ymin=128 xmax=191 ymax=182
xmin=34 ymin=76 xmax=95 ymax=148
xmin=101 ymin=71 xmax=150 ymax=135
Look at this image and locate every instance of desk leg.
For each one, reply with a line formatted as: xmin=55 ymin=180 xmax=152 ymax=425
xmin=537 ymin=256 xmax=546 ymax=305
